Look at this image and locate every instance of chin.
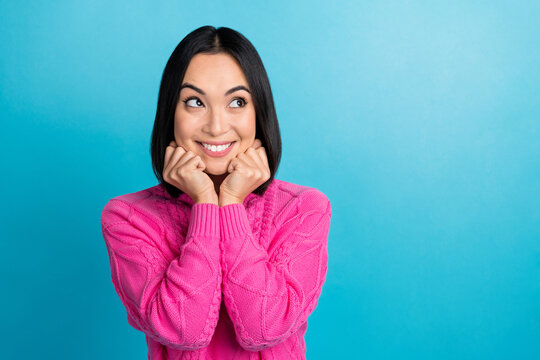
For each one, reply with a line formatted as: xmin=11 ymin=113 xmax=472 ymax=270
xmin=204 ymin=166 xmax=228 ymax=176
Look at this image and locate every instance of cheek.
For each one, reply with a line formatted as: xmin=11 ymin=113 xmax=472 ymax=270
xmin=238 ymin=110 xmax=256 ymax=137
xmin=174 ymin=114 xmax=196 ymax=139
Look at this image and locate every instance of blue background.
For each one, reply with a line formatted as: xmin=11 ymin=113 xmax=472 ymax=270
xmin=1 ymin=1 xmax=538 ymax=359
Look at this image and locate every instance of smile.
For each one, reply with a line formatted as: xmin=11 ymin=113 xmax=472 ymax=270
xmin=201 ymin=142 xmax=233 ymax=152
xmin=197 ymin=141 xmax=235 ymax=157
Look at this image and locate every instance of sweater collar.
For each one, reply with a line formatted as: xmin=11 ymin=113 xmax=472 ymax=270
xmin=177 ymin=189 xmax=261 ymax=207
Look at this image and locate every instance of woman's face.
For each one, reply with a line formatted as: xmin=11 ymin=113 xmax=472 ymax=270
xmin=174 ymin=52 xmax=256 ymax=176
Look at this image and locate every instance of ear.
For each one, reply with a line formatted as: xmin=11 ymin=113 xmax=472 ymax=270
xmin=251 ymin=138 xmax=262 ymax=149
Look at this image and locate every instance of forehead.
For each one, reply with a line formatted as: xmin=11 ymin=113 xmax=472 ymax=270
xmin=182 ymin=53 xmax=248 ymax=88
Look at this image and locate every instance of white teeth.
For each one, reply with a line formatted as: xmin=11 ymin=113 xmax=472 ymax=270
xmin=201 ymin=142 xmax=232 ymax=152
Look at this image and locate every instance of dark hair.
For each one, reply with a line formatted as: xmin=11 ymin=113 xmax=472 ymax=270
xmin=150 ymin=25 xmax=282 ymax=199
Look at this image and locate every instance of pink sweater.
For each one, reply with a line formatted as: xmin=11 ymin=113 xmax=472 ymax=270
xmin=101 ymin=178 xmax=331 ymax=359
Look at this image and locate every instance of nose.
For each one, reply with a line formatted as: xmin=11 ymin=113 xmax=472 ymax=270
xmin=203 ymin=108 xmax=229 ymax=136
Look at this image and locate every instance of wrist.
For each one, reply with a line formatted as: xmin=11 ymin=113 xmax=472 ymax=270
xmin=219 ymin=192 xmax=243 ymax=207
xmin=193 ymin=193 xmax=219 ymax=205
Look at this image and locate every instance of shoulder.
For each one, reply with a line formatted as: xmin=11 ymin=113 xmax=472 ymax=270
xmin=271 ymin=178 xmax=330 ymax=207
xmin=263 ymin=179 xmax=331 ymax=254
xmin=100 ymin=184 xmax=173 ymax=229
xmin=269 ymin=178 xmax=332 ymax=221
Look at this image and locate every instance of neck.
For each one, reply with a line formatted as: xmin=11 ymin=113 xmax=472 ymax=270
xmin=206 ymin=172 xmax=228 ymax=195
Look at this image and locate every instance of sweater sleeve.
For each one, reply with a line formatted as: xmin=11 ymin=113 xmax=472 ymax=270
xmin=219 ymin=190 xmax=331 ymax=351
xmin=101 ymin=199 xmax=222 ymax=350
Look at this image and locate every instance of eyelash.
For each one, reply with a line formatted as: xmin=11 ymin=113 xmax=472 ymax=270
xmin=181 ymin=96 xmax=248 ymax=108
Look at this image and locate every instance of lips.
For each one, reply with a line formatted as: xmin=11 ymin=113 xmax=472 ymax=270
xmin=198 ymin=140 xmax=234 ymax=146
xmin=196 ymin=141 xmax=235 ymax=158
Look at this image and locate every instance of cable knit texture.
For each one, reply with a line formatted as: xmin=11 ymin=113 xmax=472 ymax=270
xmin=101 ymin=178 xmax=331 ymax=359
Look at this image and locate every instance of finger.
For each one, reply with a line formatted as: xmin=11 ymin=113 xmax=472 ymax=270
xmin=228 ymin=158 xmax=239 ymax=173
xmin=245 ymin=147 xmax=266 ymax=169
xmin=175 ymin=151 xmax=196 ymax=168
xmin=164 ymin=146 xmax=186 ymax=173
xmin=244 ymin=147 xmax=261 ymax=166
xmin=236 ymin=154 xmax=262 ymax=178
xmin=251 ymin=138 xmax=262 ymax=149
xmin=229 ymin=156 xmax=252 ymax=171
xmin=197 ymin=158 xmax=206 ymax=170
xmin=164 ymin=145 xmax=175 ymax=169
xmin=237 ymin=152 xmax=258 ymax=169
xmin=164 ymin=140 xmax=180 ymax=164
xmin=236 ymin=157 xmax=253 ymax=174
xmin=241 ymin=149 xmax=269 ymax=181
xmin=256 ymin=147 xmax=270 ymax=171
xmin=183 ymin=154 xmax=205 ymax=171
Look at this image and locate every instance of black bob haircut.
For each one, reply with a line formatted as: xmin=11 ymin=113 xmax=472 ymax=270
xmin=150 ymin=25 xmax=282 ymax=199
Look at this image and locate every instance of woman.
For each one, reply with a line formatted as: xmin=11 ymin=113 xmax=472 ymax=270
xmin=101 ymin=25 xmax=332 ymax=359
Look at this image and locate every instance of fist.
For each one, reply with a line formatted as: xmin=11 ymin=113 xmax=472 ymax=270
xmin=163 ymin=141 xmax=218 ymax=203
xmin=219 ymin=139 xmax=271 ymax=205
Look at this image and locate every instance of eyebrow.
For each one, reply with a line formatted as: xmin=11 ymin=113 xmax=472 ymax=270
xmin=180 ymin=82 xmax=250 ymax=96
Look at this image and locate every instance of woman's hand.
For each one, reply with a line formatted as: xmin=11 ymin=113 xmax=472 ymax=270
xmin=163 ymin=140 xmax=218 ymax=204
xmin=219 ymin=139 xmax=271 ymax=207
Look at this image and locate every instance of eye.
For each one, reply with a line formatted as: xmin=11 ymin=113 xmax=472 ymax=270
xmin=183 ymin=97 xmax=204 ymax=108
xmin=229 ymin=97 xmax=247 ymax=108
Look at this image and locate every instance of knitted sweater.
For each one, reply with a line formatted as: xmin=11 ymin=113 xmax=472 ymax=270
xmin=100 ymin=178 xmax=331 ymax=359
